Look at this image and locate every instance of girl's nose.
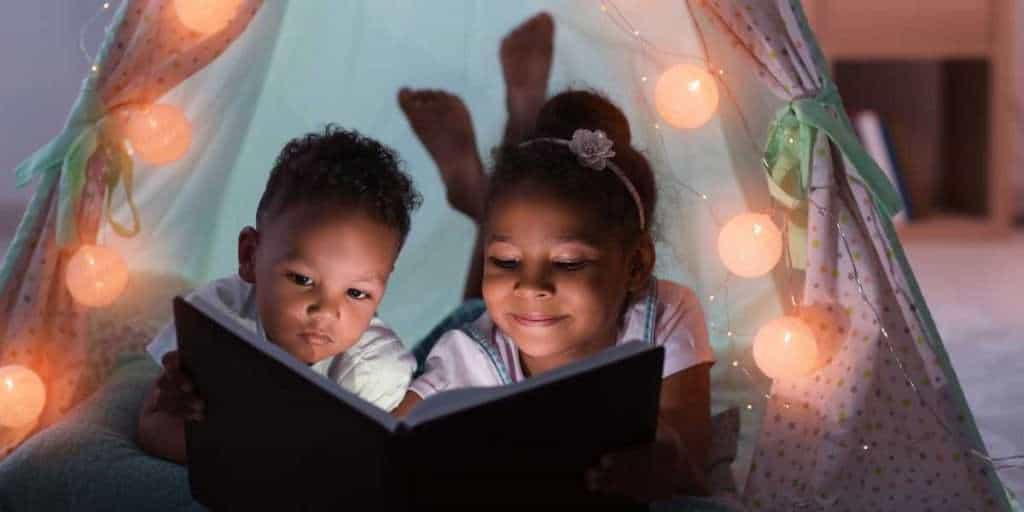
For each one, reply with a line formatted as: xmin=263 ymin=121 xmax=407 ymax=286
xmin=513 ymin=269 xmax=554 ymax=299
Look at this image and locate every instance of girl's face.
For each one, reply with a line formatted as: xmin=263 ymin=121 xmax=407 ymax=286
xmin=238 ymin=205 xmax=400 ymax=365
xmin=482 ymin=189 xmax=653 ymax=372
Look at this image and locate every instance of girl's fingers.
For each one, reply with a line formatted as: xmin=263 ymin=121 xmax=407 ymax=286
xmin=588 ymin=445 xmax=678 ymax=501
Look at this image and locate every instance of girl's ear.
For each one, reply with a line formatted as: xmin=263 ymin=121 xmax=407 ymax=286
xmin=627 ymin=233 xmax=655 ymax=293
xmin=238 ymin=226 xmax=260 ymax=283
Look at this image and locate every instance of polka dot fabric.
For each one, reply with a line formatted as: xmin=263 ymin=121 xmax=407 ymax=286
xmin=0 ymin=0 xmax=263 ymax=459
xmin=0 ymin=156 xmax=106 ymax=457
xmin=697 ymin=0 xmax=1008 ymax=509
xmin=99 ymin=0 xmax=263 ymax=108
xmin=743 ymin=155 xmax=1000 ymax=511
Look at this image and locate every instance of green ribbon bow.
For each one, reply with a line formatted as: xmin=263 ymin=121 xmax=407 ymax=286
xmin=764 ymin=79 xmax=904 ymax=269
xmin=13 ymin=87 xmax=140 ymax=247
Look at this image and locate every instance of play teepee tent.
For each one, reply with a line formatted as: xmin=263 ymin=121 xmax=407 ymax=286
xmin=0 ymin=1 xmax=1014 ymax=510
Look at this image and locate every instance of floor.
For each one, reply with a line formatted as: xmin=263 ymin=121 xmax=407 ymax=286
xmin=901 ymin=233 xmax=1024 ymax=499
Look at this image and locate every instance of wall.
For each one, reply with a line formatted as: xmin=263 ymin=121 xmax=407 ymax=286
xmin=0 ymin=1 xmax=105 ymax=247
xmin=1017 ymin=0 xmax=1024 ymax=220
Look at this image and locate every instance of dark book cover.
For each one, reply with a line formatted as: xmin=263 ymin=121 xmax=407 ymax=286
xmin=175 ymin=296 xmax=663 ymax=508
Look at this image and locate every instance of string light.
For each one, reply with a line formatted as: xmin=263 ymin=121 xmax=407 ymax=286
xmin=78 ymin=0 xmax=116 ymax=65
xmin=752 ymin=316 xmax=819 ymax=380
xmin=113 ymin=104 xmax=194 ymax=166
xmin=718 ymin=213 xmax=783 ymax=278
xmin=654 ymin=63 xmax=720 ymax=129
xmin=599 ymin=2 xmax=1005 ymax=469
xmin=174 ymin=0 xmax=245 ymax=35
xmin=65 ymin=244 xmax=129 ymax=308
xmin=0 ymin=365 xmax=46 ymax=429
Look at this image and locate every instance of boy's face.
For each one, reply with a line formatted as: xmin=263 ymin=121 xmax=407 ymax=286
xmin=238 ymin=204 xmax=401 ymax=364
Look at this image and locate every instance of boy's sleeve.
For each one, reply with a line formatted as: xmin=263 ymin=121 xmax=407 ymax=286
xmin=656 ymin=282 xmax=716 ymax=378
xmin=339 ymin=325 xmax=416 ymax=412
xmin=144 ymin=276 xmax=239 ymax=367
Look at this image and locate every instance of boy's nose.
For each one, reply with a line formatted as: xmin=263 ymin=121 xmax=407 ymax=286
xmin=307 ymin=297 xmax=343 ymax=318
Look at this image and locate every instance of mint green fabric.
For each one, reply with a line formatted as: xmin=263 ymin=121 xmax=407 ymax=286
xmin=764 ymin=79 xmax=904 ymax=269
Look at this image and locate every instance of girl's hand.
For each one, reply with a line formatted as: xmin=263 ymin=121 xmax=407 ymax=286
xmin=584 ymin=430 xmax=683 ymax=502
xmin=153 ymin=351 xmax=205 ymax=421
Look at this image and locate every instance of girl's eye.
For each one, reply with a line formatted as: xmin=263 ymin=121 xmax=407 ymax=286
xmin=555 ymin=260 xmax=588 ymax=271
xmin=287 ymin=272 xmax=314 ymax=287
xmin=347 ymin=288 xmax=370 ymax=300
xmin=488 ymin=257 xmax=519 ymax=269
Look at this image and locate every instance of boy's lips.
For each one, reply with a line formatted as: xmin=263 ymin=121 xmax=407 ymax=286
xmin=299 ymin=331 xmax=334 ymax=346
xmin=510 ymin=313 xmax=568 ymax=328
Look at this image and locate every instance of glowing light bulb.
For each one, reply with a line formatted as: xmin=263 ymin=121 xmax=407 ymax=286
xmin=65 ymin=244 xmax=129 ymax=308
xmin=654 ymin=64 xmax=719 ymax=129
xmin=752 ymin=316 xmax=819 ymax=380
xmin=718 ymin=213 xmax=783 ymax=278
xmin=0 ymin=365 xmax=46 ymax=428
xmin=113 ymin=104 xmax=193 ymax=166
xmin=174 ymin=0 xmax=244 ymax=35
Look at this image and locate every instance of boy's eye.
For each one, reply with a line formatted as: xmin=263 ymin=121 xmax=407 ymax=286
xmin=555 ymin=260 xmax=588 ymax=271
xmin=287 ymin=272 xmax=314 ymax=287
xmin=346 ymin=288 xmax=370 ymax=300
xmin=488 ymin=257 xmax=519 ymax=269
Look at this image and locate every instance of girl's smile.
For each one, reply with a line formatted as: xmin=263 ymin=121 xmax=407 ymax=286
xmin=482 ymin=187 xmax=652 ymax=375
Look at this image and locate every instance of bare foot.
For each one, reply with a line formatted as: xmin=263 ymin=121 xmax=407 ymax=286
xmin=500 ymin=12 xmax=555 ymax=145
xmin=398 ymin=88 xmax=487 ymax=220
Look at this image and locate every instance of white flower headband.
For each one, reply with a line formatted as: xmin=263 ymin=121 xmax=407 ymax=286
xmin=520 ymin=129 xmax=646 ymax=230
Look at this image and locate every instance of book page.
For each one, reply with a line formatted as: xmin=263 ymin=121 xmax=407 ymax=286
xmin=402 ymin=341 xmax=656 ymax=428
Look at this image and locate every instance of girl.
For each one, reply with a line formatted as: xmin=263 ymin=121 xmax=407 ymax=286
xmin=396 ymin=90 xmax=716 ymax=501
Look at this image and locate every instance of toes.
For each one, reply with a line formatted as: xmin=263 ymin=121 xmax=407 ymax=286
xmin=524 ymin=12 xmax=554 ymax=36
xmin=503 ymin=11 xmax=554 ymax=49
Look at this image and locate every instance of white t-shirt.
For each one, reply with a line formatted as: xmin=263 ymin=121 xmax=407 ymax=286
xmin=409 ymin=279 xmax=714 ymax=399
xmin=147 ymin=275 xmax=415 ymax=411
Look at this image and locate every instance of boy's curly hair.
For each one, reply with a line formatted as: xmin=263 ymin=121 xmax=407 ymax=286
xmin=256 ymin=125 xmax=421 ymax=243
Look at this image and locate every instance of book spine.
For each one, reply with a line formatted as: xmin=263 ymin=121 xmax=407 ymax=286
xmin=381 ymin=424 xmax=413 ymax=511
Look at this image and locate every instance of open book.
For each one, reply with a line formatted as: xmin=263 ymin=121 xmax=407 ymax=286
xmin=175 ymin=295 xmax=664 ymax=508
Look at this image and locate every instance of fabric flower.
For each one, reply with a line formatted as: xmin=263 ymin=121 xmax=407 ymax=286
xmin=568 ymin=129 xmax=616 ymax=170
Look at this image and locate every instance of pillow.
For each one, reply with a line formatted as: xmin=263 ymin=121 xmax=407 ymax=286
xmin=707 ymin=407 xmax=741 ymax=494
xmin=0 ymin=354 xmax=203 ymax=511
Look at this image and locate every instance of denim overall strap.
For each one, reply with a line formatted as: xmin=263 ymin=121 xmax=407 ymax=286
xmin=459 ymin=322 xmax=513 ymax=385
xmin=642 ymin=280 xmax=658 ymax=345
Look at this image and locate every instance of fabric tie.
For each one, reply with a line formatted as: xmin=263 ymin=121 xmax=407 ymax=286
xmin=764 ymin=79 xmax=904 ymax=268
xmin=13 ymin=86 xmax=141 ymax=246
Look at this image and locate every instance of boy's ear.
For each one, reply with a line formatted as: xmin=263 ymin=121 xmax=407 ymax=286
xmin=627 ymin=234 xmax=655 ymax=293
xmin=237 ymin=226 xmax=259 ymax=283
